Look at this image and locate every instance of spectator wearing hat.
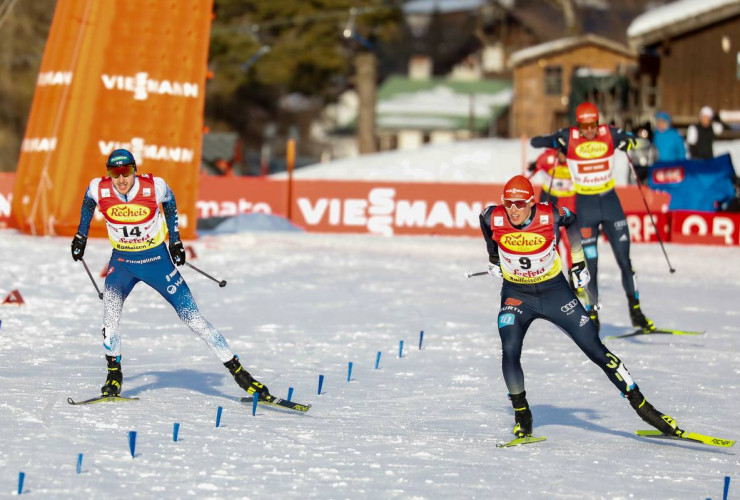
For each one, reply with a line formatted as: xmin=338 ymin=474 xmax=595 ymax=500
xmin=686 ymin=106 xmax=723 ymax=160
xmin=652 ymin=111 xmax=686 ymax=162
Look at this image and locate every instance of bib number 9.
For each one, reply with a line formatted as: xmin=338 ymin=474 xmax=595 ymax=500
xmin=519 ymin=257 xmax=531 ymax=269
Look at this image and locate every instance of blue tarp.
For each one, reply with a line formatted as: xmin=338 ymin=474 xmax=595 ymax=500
xmin=647 ymin=154 xmax=736 ymax=211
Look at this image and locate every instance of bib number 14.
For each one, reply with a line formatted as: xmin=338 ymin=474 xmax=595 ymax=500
xmin=121 ymin=226 xmax=142 ymax=238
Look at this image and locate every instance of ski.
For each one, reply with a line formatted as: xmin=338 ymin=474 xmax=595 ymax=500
xmin=496 ymin=435 xmax=546 ymax=448
xmin=636 ymin=430 xmax=735 ymax=448
xmin=240 ymin=395 xmax=311 ymax=413
xmin=67 ymin=395 xmax=139 ymax=405
xmin=605 ymin=328 xmax=705 ymax=340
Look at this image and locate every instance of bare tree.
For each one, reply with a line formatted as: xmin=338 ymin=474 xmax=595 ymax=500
xmin=544 ymin=0 xmax=579 ymax=35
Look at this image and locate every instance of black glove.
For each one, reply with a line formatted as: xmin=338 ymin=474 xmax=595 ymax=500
xmin=71 ymin=233 xmax=87 ymax=261
xmin=169 ymin=240 xmax=186 ymax=266
xmin=618 ymin=137 xmax=637 ymax=151
xmin=526 ymin=161 xmax=536 ymax=173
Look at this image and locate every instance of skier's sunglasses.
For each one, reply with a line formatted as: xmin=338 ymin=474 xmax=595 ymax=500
xmin=502 ymin=199 xmax=530 ymax=210
xmin=108 ymin=165 xmax=135 ymax=179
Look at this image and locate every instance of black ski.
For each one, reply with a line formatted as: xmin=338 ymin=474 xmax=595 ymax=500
xmin=240 ymin=395 xmax=311 ymax=413
xmin=605 ymin=328 xmax=704 ymax=340
xmin=67 ymin=395 xmax=139 ymax=405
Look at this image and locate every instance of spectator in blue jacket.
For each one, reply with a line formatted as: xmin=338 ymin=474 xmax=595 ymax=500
xmin=653 ymin=111 xmax=686 ymax=162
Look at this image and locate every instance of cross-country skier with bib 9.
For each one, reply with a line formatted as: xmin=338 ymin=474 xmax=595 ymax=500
xmin=71 ymin=148 xmax=269 ymax=400
xmin=480 ymin=175 xmax=681 ymax=440
xmin=530 ymin=102 xmax=655 ymax=333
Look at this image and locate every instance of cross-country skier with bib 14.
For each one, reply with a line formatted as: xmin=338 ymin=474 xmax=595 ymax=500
xmin=530 ymin=102 xmax=654 ymax=333
xmin=480 ymin=175 xmax=681 ymax=443
xmin=70 ymin=149 xmax=269 ymax=401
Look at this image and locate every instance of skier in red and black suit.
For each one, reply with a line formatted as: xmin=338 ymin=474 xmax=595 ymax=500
xmin=527 ymin=148 xmax=576 ymax=268
xmin=530 ymin=102 xmax=655 ymax=333
xmin=479 ymin=175 xmax=680 ymax=440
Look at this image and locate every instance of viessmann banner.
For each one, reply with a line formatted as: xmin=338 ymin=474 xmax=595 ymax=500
xmin=11 ymin=0 xmax=213 ymax=238
xmin=4 ymin=173 xmax=738 ymax=245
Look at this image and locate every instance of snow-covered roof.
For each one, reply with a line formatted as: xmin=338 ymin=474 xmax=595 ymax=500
xmin=403 ymin=0 xmax=487 ymax=15
xmin=375 ymin=76 xmax=512 ymax=132
xmin=627 ymin=0 xmax=740 ymax=47
xmin=508 ymin=34 xmax=635 ymax=68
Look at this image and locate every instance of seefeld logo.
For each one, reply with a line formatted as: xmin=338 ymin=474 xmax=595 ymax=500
xmin=499 ymin=232 xmax=546 ymax=252
xmin=575 ymin=142 xmax=608 ymax=159
xmin=107 ymin=204 xmax=150 ymax=223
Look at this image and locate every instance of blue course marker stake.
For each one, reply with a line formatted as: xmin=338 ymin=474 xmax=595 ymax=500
xmin=318 ymin=374 xmax=324 ymax=395
xmin=216 ymin=406 xmax=223 ymax=428
xmin=128 ymin=431 xmax=137 ymax=458
xmin=18 ymin=472 xmax=24 ymax=495
xmin=173 ymin=423 xmax=180 ymax=442
xmin=723 ymin=475 xmax=731 ymax=500
xmin=399 ymin=340 xmax=404 ymax=358
xmin=76 ymin=453 xmax=83 ymax=474
xmin=251 ymin=394 xmax=259 ymax=416
xmin=419 ymin=330 xmax=424 ymax=350
xmin=347 ymin=362 xmax=353 ymax=382
xmin=375 ymin=351 xmax=381 ymax=369
xmin=287 ymin=387 xmax=294 ymax=401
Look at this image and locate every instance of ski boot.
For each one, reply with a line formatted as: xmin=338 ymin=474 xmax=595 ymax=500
xmin=510 ymin=391 xmax=533 ymax=437
xmin=626 ymin=387 xmax=681 ymax=436
xmin=628 ymin=296 xmax=655 ymax=332
xmin=101 ymin=355 xmax=122 ymax=396
xmin=224 ymin=356 xmax=270 ymax=399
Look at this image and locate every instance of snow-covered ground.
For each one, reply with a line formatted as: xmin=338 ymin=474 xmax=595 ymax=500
xmin=277 ymin=138 xmax=740 ymax=185
xmin=1 ymin=229 xmax=738 ymax=499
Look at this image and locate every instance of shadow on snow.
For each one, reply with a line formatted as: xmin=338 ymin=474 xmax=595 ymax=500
xmin=124 ymin=369 xmax=236 ymax=401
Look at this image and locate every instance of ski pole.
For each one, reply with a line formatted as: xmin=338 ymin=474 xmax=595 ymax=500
xmin=185 ymin=262 xmax=227 ymax=287
xmin=80 ymin=258 xmax=103 ymax=300
xmin=625 ymin=152 xmax=676 ymax=273
xmin=465 ymin=270 xmax=489 ymax=278
xmin=579 ymin=286 xmax=601 ymax=311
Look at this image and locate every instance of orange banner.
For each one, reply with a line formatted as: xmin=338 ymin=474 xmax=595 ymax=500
xmin=11 ymin=0 xmax=213 ymax=239
xmin=0 ymin=173 xmax=14 ymax=229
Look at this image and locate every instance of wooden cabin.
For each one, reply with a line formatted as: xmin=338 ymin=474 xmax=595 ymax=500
xmin=508 ymin=34 xmax=637 ymax=138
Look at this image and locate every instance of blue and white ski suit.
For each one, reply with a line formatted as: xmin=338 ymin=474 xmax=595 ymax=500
xmin=76 ymin=174 xmax=235 ymax=362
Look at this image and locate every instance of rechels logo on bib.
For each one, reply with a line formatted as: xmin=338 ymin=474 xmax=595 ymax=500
xmin=499 ymin=232 xmax=546 ymax=252
xmin=107 ymin=204 xmax=151 ymax=223
xmin=575 ymin=142 xmax=608 ymax=159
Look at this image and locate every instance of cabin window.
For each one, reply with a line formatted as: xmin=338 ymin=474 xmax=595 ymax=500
xmin=544 ymin=66 xmax=562 ymax=95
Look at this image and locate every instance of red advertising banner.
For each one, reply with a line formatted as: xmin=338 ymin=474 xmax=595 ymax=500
xmin=4 ymin=172 xmax=736 ymax=245
xmin=625 ymin=212 xmax=671 ymax=243
xmin=290 ymin=180 xmax=501 ymax=236
xmin=11 ymin=0 xmax=213 ymax=238
xmin=670 ymin=211 xmax=740 ymax=246
xmin=197 ymin=174 xmax=287 ymax=220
